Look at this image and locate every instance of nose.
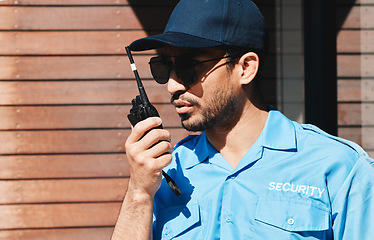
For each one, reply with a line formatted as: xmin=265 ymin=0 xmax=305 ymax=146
xmin=167 ymin=70 xmax=188 ymax=95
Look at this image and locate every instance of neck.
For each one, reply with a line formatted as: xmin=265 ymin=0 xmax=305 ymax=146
xmin=205 ymin=101 xmax=268 ymax=169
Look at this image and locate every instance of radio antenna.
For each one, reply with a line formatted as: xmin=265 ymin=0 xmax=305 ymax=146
xmin=125 ymin=46 xmax=150 ymax=105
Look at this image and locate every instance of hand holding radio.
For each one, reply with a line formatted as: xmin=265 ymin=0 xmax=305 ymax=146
xmin=125 ymin=46 xmax=181 ymax=196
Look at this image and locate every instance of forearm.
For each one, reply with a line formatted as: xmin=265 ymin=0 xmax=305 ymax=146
xmin=111 ymin=118 xmax=171 ymax=239
xmin=111 ymin=186 xmax=154 ymax=240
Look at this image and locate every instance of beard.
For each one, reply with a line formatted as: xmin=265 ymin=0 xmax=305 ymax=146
xmin=175 ymin=85 xmax=242 ymax=132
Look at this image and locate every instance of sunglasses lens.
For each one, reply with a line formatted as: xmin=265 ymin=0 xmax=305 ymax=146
xmin=176 ymin=68 xmax=196 ymax=86
xmin=149 ymin=57 xmax=197 ymax=86
xmin=174 ymin=58 xmax=196 ymax=86
xmin=149 ymin=57 xmax=170 ymax=84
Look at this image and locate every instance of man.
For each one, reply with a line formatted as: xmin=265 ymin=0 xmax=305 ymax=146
xmin=112 ymin=0 xmax=374 ymax=239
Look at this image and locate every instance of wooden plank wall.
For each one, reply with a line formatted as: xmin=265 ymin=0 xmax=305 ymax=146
xmin=337 ymin=0 xmax=374 ymax=158
xmin=3 ymin=0 xmax=371 ymax=239
xmin=0 ymin=0 xmax=181 ymax=239
xmin=0 ymin=1 xmax=277 ymax=239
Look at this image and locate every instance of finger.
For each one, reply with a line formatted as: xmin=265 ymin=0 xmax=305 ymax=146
xmin=140 ymin=129 xmax=171 ymax=150
xmin=147 ymin=140 xmax=173 ymax=159
xmin=133 ymin=148 xmax=171 ymax=175
xmin=126 ymin=131 xmax=171 ymax=166
xmin=144 ymin=152 xmax=172 ymax=173
xmin=127 ymin=117 xmax=162 ymax=143
xmin=156 ymin=153 xmax=173 ymax=169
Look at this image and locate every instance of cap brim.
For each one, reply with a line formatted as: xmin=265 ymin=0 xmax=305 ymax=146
xmin=129 ymin=32 xmax=223 ymax=51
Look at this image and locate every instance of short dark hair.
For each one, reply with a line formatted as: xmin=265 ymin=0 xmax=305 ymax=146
xmin=221 ymin=30 xmax=268 ymax=82
xmin=222 ymin=44 xmax=267 ymax=84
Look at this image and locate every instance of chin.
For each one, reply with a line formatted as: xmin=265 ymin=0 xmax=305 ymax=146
xmin=180 ymin=115 xmax=209 ymax=132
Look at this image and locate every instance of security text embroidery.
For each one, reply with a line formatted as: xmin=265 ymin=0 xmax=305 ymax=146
xmin=268 ymin=182 xmax=326 ymax=198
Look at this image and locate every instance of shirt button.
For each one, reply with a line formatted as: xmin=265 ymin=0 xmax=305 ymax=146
xmin=287 ymin=218 xmax=295 ymax=225
xmin=226 ymin=216 xmax=232 ymax=223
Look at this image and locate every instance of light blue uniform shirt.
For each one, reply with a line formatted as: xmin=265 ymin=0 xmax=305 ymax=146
xmin=153 ymin=110 xmax=374 ymax=239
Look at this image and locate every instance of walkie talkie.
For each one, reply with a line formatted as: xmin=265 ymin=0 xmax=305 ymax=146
xmin=125 ymin=46 xmax=181 ymax=196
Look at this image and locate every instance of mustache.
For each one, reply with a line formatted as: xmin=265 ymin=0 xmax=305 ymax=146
xmin=170 ymin=93 xmax=200 ymax=106
xmin=170 ymin=93 xmax=181 ymax=103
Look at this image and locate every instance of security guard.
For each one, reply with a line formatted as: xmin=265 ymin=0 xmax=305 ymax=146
xmin=112 ymin=0 xmax=374 ymax=239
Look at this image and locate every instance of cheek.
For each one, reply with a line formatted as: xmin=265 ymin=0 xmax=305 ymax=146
xmin=188 ymin=83 xmax=204 ymax=98
xmin=191 ymin=66 xmax=235 ymax=106
xmin=201 ymin=83 xmax=235 ymax=113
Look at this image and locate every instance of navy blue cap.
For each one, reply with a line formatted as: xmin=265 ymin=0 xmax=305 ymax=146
xmin=129 ymin=0 xmax=266 ymax=51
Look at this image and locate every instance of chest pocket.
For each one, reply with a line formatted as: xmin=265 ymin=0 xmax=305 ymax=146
xmin=156 ymin=204 xmax=202 ymax=240
xmin=255 ymin=198 xmax=331 ymax=233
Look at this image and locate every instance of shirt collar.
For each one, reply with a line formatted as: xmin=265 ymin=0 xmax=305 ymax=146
xmin=186 ymin=132 xmax=210 ymax=168
xmin=183 ymin=109 xmax=297 ymax=169
xmin=261 ymin=109 xmax=297 ymax=150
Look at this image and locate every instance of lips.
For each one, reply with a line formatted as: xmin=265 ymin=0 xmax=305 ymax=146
xmin=173 ymin=99 xmax=193 ymax=114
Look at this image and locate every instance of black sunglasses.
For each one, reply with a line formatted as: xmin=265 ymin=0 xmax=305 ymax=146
xmin=148 ymin=55 xmax=232 ymax=86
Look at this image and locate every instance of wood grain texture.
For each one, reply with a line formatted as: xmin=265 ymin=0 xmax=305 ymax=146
xmin=338 ymin=79 xmax=374 ymax=102
xmin=337 ymin=0 xmax=374 ymax=3
xmin=0 ymin=6 xmax=173 ymax=30
xmin=0 ymin=154 xmax=129 ymax=179
xmin=0 ymin=228 xmax=113 ymax=240
xmin=0 ymin=31 xmax=158 ymax=55
xmin=0 ymin=0 xmax=178 ymax=6
xmin=0 ymin=104 xmax=181 ymax=129
xmin=338 ymin=103 xmax=374 ymax=126
xmin=0 ymin=178 xmax=128 ymax=204
xmin=0 ymin=2 xmax=180 ymax=237
xmin=336 ymin=4 xmax=374 ymax=157
xmin=337 ymin=55 xmax=374 ymax=77
xmin=0 ymin=56 xmax=152 ymax=80
xmin=338 ymin=127 xmax=374 ymax=149
xmin=0 ymin=80 xmax=169 ymax=104
xmin=0 ymin=128 xmax=190 ymax=154
xmin=338 ymin=6 xmax=374 ymax=29
xmin=0 ymin=202 xmax=121 ymax=229
xmin=337 ymin=30 xmax=374 ymax=53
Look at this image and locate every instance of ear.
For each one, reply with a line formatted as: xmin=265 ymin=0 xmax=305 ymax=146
xmin=238 ymin=52 xmax=259 ymax=85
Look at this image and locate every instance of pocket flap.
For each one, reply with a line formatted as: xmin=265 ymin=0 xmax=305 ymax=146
xmin=160 ymin=204 xmax=201 ymax=239
xmin=255 ymin=199 xmax=330 ymax=232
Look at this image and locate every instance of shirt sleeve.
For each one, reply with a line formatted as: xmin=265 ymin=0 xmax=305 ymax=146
xmin=331 ymin=155 xmax=374 ymax=239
